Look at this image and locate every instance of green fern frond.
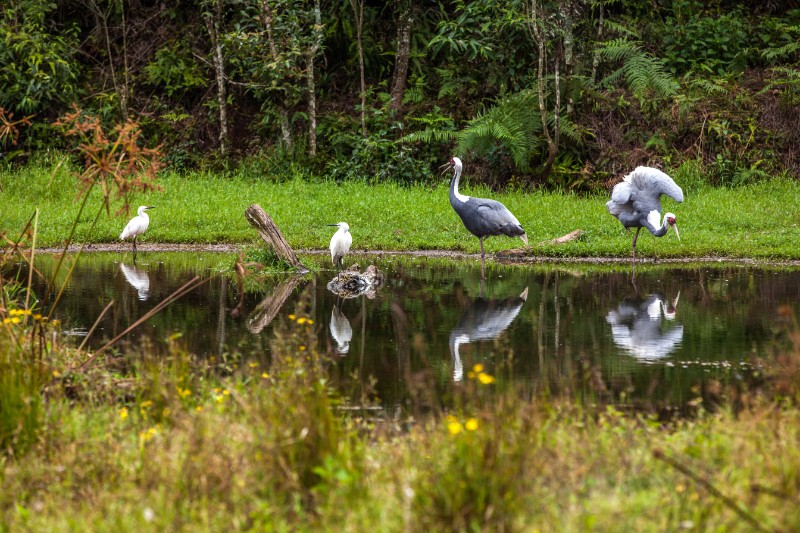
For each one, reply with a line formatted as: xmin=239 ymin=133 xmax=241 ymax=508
xmin=399 ymin=128 xmax=457 ymax=144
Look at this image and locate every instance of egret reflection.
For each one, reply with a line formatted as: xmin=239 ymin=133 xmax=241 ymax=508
xmin=449 ymin=287 xmax=528 ymax=381
xmin=329 ymin=305 xmax=353 ymax=355
xmin=120 ymin=262 xmax=150 ymax=301
xmin=606 ymin=292 xmax=682 ymax=361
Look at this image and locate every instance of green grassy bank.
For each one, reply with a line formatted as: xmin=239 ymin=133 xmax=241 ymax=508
xmin=3 ymin=157 xmax=800 ymax=259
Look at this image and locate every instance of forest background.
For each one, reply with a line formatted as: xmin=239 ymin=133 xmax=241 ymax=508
xmin=2 ymin=0 xmax=800 ymax=190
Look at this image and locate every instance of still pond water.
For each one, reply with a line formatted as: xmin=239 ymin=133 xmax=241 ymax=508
xmin=27 ymin=253 xmax=800 ymax=414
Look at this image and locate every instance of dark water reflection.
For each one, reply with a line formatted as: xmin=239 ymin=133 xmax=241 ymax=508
xmin=21 ymin=253 xmax=799 ymax=414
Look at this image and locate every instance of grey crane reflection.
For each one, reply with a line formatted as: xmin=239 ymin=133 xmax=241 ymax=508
xmin=449 ymin=286 xmax=528 ymax=381
xmin=606 ymin=292 xmax=682 ymax=362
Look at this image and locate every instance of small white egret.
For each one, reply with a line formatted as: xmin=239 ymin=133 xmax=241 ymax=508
xmin=328 ymin=222 xmax=352 ymax=268
xmin=120 ymin=205 xmax=154 ymax=253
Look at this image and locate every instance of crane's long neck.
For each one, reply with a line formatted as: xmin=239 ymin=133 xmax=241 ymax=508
xmin=645 ymin=210 xmax=670 ymax=237
xmin=450 ymin=167 xmax=469 ymax=204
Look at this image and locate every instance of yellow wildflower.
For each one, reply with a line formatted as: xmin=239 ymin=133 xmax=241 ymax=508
xmin=222 ymin=389 xmax=230 ymax=395
xmin=465 ymin=418 xmax=479 ymax=431
xmin=477 ymin=372 xmax=495 ymax=384
xmin=447 ymin=421 xmax=463 ymax=435
xmin=261 ymin=372 xmax=270 ymax=379
xmin=299 ymin=345 xmax=306 ymax=351
xmin=248 ymin=362 xmax=258 ymax=368
xmin=3 ymin=318 xmax=11 ymax=324
xmin=11 ymin=317 xmax=20 ymax=324
xmin=52 ymin=370 xmax=61 ymax=378
xmin=195 ymin=406 xmax=203 ymax=412
xmin=306 ymin=319 xmax=314 ymax=325
xmin=297 ymin=317 xmax=307 ymax=325
xmin=119 ymin=407 xmax=129 ymax=420
xmin=288 ymin=314 xmax=296 ymax=320
xmin=473 ymin=363 xmax=484 ymax=373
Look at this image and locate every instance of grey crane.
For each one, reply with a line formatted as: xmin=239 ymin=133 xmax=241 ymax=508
xmin=606 ymin=166 xmax=683 ymax=263
xmin=443 ymin=157 xmax=528 ymax=277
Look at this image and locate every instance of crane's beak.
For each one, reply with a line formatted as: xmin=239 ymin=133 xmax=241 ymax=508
xmin=672 ymin=223 xmax=680 ymax=241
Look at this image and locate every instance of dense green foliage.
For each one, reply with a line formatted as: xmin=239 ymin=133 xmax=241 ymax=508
xmin=1 ymin=1 xmax=799 ymax=188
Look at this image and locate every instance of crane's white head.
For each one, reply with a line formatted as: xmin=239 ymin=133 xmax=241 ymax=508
xmin=664 ymin=212 xmax=679 ymax=240
xmin=439 ymin=156 xmax=463 ymax=178
xmin=138 ymin=205 xmax=155 ymax=215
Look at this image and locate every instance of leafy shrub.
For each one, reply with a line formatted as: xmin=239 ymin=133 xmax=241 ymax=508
xmin=661 ymin=2 xmax=751 ymax=75
xmin=0 ymin=1 xmax=80 ymax=114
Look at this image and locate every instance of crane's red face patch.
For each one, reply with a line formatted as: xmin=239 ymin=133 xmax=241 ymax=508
xmin=667 ymin=216 xmax=676 ymax=225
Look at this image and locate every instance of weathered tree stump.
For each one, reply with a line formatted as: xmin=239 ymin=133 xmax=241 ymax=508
xmin=245 ymin=204 xmax=309 ymax=273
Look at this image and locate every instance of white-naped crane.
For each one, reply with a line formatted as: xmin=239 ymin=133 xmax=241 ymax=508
xmin=606 ymin=166 xmax=683 ymax=263
xmin=328 ymin=222 xmax=352 ymax=269
xmin=443 ymin=157 xmax=528 ymax=277
xmin=120 ymin=205 xmax=154 ymax=254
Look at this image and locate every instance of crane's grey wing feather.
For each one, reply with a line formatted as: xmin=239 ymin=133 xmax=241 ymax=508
xmin=628 ymin=166 xmax=684 ymax=203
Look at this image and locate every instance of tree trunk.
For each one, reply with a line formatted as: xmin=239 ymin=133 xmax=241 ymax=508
xmin=205 ymin=0 xmax=229 ymax=156
xmin=261 ymin=0 xmax=292 ymax=148
xmin=591 ymin=1 xmax=605 ymax=83
xmin=307 ymin=0 xmax=323 ymax=157
xmin=529 ymin=0 xmax=559 ymax=182
xmin=350 ymin=0 xmax=367 ymax=136
xmin=389 ymin=0 xmax=413 ymax=117
xmin=244 ymin=204 xmax=308 ymax=273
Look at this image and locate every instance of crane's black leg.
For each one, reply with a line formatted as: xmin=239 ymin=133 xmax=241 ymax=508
xmin=631 ymin=227 xmax=641 ymax=265
xmin=132 ymin=236 xmax=137 ymax=254
xmin=479 ymin=238 xmax=486 ymax=280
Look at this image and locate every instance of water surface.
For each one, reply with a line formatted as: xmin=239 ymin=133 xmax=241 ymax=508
xmin=24 ymin=253 xmax=798 ymax=414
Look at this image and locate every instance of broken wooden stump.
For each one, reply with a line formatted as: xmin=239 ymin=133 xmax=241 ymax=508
xmin=245 ymin=204 xmax=309 ymax=273
xmin=327 ymin=264 xmax=385 ymax=299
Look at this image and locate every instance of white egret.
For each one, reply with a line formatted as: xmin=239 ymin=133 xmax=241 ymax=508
xmin=328 ymin=222 xmax=352 ymax=268
xmin=120 ymin=205 xmax=155 ymax=253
